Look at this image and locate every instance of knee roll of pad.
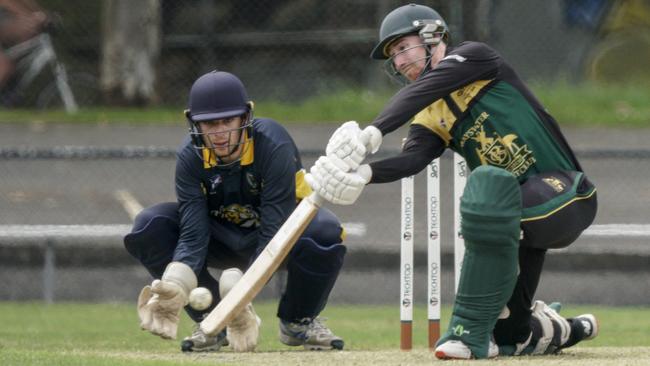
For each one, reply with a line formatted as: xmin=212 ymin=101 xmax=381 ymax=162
xmin=289 ymin=237 xmax=346 ymax=274
xmin=460 ymin=165 xmax=522 ymax=246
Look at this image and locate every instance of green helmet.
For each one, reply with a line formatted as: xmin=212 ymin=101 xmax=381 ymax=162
xmin=370 ymin=3 xmax=448 ymax=60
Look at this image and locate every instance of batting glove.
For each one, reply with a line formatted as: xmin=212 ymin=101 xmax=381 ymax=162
xmin=326 ymin=121 xmax=382 ymax=172
xmin=306 ymin=156 xmax=372 ymax=205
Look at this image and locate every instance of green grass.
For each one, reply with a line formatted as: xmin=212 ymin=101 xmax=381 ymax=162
xmin=531 ymin=82 xmax=650 ymax=127
xmin=1 ymin=302 xmax=650 ymax=365
xmin=1 ymin=83 xmax=649 ymax=127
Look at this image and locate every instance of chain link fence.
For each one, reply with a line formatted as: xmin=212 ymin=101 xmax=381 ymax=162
xmin=5 ymin=0 xmax=640 ymax=107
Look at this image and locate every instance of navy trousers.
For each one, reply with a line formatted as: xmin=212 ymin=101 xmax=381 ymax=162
xmin=124 ymin=202 xmax=346 ymax=323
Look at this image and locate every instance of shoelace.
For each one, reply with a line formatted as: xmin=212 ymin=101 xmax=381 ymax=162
xmin=307 ymin=317 xmax=333 ymax=337
xmin=190 ymin=324 xmax=202 ymax=336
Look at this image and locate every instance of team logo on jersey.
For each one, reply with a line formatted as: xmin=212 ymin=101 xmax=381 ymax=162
xmin=214 ymin=203 xmax=260 ymax=228
xmin=207 ymin=174 xmax=223 ymax=194
xmin=543 ymin=177 xmax=566 ymax=192
xmin=471 ymin=127 xmax=536 ymax=177
xmin=246 ymin=172 xmax=260 ymax=195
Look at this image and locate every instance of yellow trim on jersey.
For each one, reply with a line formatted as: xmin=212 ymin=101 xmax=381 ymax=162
xmin=295 ymin=168 xmax=312 ymax=200
xmin=412 ymin=99 xmax=456 ymax=144
xmin=520 ymin=188 xmax=597 ymax=222
xmin=411 ymin=79 xmax=492 ymax=144
xmin=202 ymin=129 xmax=254 ymax=168
xmin=202 ymin=148 xmax=217 ymax=168
xmin=239 ymin=130 xmax=254 ymax=166
xmin=449 ymin=79 xmax=492 ymax=111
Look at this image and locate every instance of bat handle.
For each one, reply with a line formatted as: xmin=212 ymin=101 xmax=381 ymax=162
xmin=306 ymin=192 xmax=324 ymax=207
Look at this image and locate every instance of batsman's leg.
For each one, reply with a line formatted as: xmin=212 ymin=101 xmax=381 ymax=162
xmin=277 ymin=208 xmax=346 ymax=350
xmin=435 ymin=166 xmax=521 ymax=359
xmin=493 ymin=246 xmax=547 ymax=349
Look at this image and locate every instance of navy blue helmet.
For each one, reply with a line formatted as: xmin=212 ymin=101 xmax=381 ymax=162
xmin=188 ymin=71 xmax=251 ymax=121
xmin=185 ymin=71 xmax=254 ymax=164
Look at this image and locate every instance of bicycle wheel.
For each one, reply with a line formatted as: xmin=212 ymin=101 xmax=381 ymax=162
xmin=36 ymin=72 xmax=100 ymax=110
xmin=585 ymin=29 xmax=650 ymax=84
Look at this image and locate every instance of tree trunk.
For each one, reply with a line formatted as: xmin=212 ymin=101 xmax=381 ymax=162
xmin=101 ymin=0 xmax=161 ymax=106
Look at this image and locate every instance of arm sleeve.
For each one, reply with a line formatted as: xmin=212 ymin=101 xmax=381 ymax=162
xmin=256 ymin=143 xmax=297 ymax=251
xmin=173 ymin=156 xmax=210 ymax=273
xmin=371 ymin=43 xmax=501 ymax=135
xmin=368 ymin=124 xmax=445 ymax=184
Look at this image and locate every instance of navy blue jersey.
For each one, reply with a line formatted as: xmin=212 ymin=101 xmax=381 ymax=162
xmin=173 ymin=118 xmax=311 ymax=272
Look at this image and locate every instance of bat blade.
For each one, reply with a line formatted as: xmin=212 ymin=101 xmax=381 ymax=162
xmin=200 ymin=192 xmax=323 ymax=336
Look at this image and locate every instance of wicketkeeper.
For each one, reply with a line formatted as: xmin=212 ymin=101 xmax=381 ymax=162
xmin=306 ymin=3 xmax=598 ymax=360
xmin=124 ymin=71 xmax=346 ymax=352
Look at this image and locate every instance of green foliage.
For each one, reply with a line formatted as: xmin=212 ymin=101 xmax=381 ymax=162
xmin=1 ymin=301 xmax=650 ymax=366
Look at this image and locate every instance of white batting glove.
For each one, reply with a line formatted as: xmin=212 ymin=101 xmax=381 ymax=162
xmin=326 ymin=122 xmax=382 ymax=172
xmin=305 ymin=156 xmax=372 ymax=205
xmin=137 ymin=262 xmax=197 ymax=340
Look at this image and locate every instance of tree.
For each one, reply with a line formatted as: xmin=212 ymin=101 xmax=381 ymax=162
xmin=101 ymin=0 xmax=161 ymax=105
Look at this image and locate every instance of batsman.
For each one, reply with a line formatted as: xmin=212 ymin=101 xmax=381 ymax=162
xmin=306 ymin=3 xmax=599 ymax=360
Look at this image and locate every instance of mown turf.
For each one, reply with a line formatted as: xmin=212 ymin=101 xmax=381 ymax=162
xmin=1 ymin=302 xmax=649 ymax=365
xmin=1 ymin=83 xmax=649 ymax=126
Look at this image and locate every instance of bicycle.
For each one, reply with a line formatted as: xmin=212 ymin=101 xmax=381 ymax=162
xmin=0 ymin=24 xmax=98 ymax=113
xmin=573 ymin=0 xmax=650 ymax=84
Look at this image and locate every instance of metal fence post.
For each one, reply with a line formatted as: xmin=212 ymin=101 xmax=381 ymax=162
xmin=43 ymin=239 xmax=56 ymax=303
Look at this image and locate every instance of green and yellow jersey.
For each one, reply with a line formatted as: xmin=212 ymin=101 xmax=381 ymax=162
xmin=368 ymin=41 xmax=581 ymax=184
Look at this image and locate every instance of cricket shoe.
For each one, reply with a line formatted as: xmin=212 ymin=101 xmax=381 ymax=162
xmin=530 ymin=300 xmax=572 ymax=354
xmin=559 ymin=313 xmax=599 ymax=350
xmin=573 ymin=314 xmax=598 ymax=341
xmin=545 ymin=302 xmax=598 ymax=347
xmin=180 ymin=325 xmax=228 ymax=352
xmin=434 ymin=339 xmax=499 ymax=360
xmin=279 ymin=317 xmax=344 ymax=350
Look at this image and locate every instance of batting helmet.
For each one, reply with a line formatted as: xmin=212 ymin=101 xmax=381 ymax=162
xmin=370 ymin=3 xmax=448 ymax=60
xmin=187 ymin=71 xmax=251 ymax=121
xmin=185 ymin=71 xmax=254 ymax=164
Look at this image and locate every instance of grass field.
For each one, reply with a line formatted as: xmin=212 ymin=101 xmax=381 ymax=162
xmin=0 ymin=83 xmax=649 ymax=127
xmin=1 ymin=302 xmax=650 ymax=365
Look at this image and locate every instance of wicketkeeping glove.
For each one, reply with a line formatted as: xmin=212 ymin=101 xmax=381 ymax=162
xmin=137 ymin=261 xmax=197 ymax=339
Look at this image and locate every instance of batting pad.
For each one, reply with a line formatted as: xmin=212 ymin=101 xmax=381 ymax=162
xmin=438 ymin=165 xmax=522 ymax=359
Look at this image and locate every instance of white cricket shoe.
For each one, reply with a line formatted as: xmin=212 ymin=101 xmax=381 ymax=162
xmin=180 ymin=326 xmax=227 ymax=352
xmin=434 ymin=339 xmax=499 ymax=360
xmin=279 ymin=317 xmax=344 ymax=350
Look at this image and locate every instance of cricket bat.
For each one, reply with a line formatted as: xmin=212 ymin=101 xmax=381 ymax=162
xmin=200 ymin=192 xmax=323 ymax=336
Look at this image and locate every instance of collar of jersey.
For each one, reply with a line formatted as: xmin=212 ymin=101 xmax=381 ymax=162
xmin=202 ymin=130 xmax=254 ymax=168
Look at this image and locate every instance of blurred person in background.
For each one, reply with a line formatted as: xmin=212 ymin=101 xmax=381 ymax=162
xmin=0 ymin=0 xmax=48 ymax=89
xmin=307 ymin=3 xmax=598 ymax=360
xmin=124 ymin=71 xmax=347 ymax=353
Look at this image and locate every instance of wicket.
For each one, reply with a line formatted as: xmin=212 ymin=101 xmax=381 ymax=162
xmin=400 ymin=154 xmax=468 ymax=351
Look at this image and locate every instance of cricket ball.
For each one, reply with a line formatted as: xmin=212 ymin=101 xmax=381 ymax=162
xmin=188 ymin=287 xmax=213 ymax=311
